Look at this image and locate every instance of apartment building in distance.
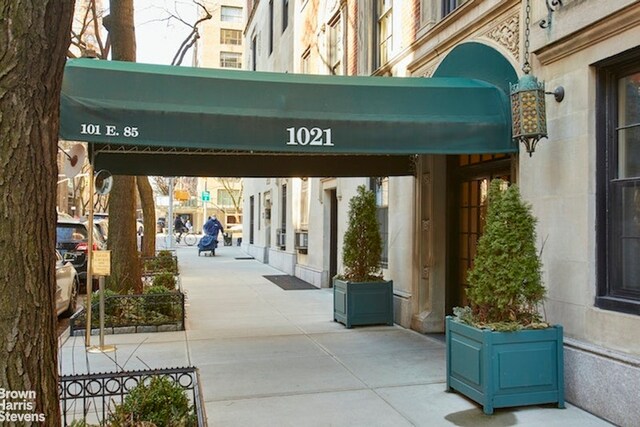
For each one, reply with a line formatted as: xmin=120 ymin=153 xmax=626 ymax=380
xmin=198 ymin=0 xmax=245 ymax=69
xmin=241 ymin=1 xmax=640 ymax=425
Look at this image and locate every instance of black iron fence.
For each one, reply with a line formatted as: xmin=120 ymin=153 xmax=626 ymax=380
xmin=69 ymin=291 xmax=186 ymax=336
xmin=59 ymin=366 xmax=207 ymax=426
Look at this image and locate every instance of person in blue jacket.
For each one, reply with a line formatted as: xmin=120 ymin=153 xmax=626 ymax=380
xmin=203 ymin=215 xmax=222 ymax=238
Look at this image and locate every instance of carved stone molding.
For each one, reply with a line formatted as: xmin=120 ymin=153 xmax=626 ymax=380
xmin=482 ymin=13 xmax=520 ymax=62
xmin=422 ymin=66 xmax=436 ymax=78
xmin=535 ymin=1 xmax=640 ymax=65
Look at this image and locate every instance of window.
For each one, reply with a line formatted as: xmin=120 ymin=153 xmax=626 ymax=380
xmin=220 ymin=51 xmax=242 ymax=68
xmin=597 ymin=47 xmax=640 ymax=314
xmin=227 ymin=215 xmax=242 ymax=224
xmin=220 ymin=29 xmax=242 ymax=45
xmin=281 ymin=184 xmax=287 ymax=231
xmin=221 ymin=6 xmax=242 ymax=23
xmin=269 ymin=0 xmax=274 ymax=54
xmin=283 ymin=0 xmax=289 ymax=32
xmin=280 ymin=184 xmax=287 ymax=249
xmin=249 ymin=196 xmax=255 ymax=244
xmin=251 ymin=35 xmax=257 ymax=70
xmin=258 ymin=193 xmax=261 ymax=230
xmin=299 ymin=178 xmax=309 ymax=228
xmin=442 ymin=0 xmax=468 ymax=18
xmin=371 ymin=177 xmax=389 ymax=268
xmin=328 ymin=15 xmax=343 ymax=75
xmin=377 ymin=0 xmax=392 ymax=66
xmin=217 ymin=189 xmax=241 ymax=207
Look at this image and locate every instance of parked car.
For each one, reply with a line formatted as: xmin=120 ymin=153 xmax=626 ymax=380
xmin=55 ymin=250 xmax=79 ymax=317
xmin=56 ymin=218 xmax=107 ymax=291
xmin=84 ymin=215 xmax=143 ymax=238
xmin=81 ymin=217 xmax=109 ymax=242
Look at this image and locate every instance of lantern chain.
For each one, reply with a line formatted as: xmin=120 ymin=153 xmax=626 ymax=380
xmin=523 ymin=0 xmax=532 ymax=74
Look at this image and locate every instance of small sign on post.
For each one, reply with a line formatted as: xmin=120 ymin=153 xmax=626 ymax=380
xmin=92 ymin=250 xmax=111 ymax=276
xmin=201 ymin=191 xmax=210 ymax=201
xmin=87 ymin=250 xmax=116 ymax=354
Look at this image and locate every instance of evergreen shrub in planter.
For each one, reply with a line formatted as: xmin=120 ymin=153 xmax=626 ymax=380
xmin=333 ymin=185 xmax=393 ymax=328
xmin=446 ymin=179 xmax=564 ymax=414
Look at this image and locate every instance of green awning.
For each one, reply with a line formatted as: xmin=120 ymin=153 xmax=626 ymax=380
xmin=60 ymin=59 xmax=515 ymax=157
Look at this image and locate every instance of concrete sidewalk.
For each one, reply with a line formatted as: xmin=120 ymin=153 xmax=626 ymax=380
xmin=59 ymin=245 xmax=612 ymax=426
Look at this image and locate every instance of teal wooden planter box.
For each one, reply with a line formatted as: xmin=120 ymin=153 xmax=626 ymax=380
xmin=446 ymin=316 xmax=564 ymax=415
xmin=333 ymin=278 xmax=394 ymax=328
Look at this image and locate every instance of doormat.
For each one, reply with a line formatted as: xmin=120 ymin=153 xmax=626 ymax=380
xmin=235 ymin=256 xmax=255 ymax=260
xmin=263 ymin=275 xmax=318 ymax=290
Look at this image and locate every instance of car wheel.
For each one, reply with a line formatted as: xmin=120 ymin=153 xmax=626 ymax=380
xmin=62 ymin=278 xmax=78 ymax=318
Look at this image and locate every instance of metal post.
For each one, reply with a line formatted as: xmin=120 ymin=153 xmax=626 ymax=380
xmin=85 ymin=153 xmax=115 ymax=353
xmin=167 ymin=177 xmax=175 ymax=249
xmin=203 ymin=179 xmax=208 ymax=232
xmin=99 ymin=276 xmax=106 ymax=346
xmin=87 ymin=276 xmax=115 ymax=353
xmin=85 ymin=163 xmax=94 ymax=346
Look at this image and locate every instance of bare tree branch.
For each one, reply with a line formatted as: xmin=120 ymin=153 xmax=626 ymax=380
xmin=171 ymin=1 xmax=212 ymax=66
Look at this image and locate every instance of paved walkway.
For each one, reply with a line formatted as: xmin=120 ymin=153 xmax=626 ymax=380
xmin=59 ymin=245 xmax=612 ymax=426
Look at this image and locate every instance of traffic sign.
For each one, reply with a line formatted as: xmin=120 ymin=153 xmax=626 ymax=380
xmin=202 ymin=191 xmax=210 ymax=201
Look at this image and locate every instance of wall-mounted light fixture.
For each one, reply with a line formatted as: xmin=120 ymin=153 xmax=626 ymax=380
xmin=510 ymin=0 xmax=564 ymax=157
xmin=540 ymin=0 xmax=563 ymax=29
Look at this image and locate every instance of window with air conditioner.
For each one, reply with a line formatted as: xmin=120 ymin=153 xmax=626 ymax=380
xmin=220 ymin=29 xmax=242 ymax=45
xmin=220 ymin=52 xmax=242 ymax=69
xmin=294 ymin=230 xmax=308 ymax=253
xmin=276 ymin=228 xmax=286 ymax=248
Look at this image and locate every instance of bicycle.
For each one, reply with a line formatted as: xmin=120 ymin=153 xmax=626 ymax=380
xmin=175 ymin=231 xmax=198 ymax=246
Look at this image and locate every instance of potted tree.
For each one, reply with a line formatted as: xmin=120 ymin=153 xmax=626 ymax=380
xmin=446 ymin=179 xmax=564 ymax=415
xmin=333 ymin=185 xmax=393 ymax=328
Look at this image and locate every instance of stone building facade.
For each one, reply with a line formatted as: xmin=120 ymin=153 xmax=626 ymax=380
xmin=241 ymin=1 xmax=640 ymax=424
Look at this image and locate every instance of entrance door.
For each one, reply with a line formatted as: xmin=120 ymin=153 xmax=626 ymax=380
xmin=446 ymin=154 xmax=512 ymax=314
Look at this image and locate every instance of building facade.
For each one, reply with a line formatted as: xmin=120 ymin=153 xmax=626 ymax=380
xmin=198 ymin=0 xmax=246 ymax=69
xmin=242 ymin=1 xmax=640 ymax=424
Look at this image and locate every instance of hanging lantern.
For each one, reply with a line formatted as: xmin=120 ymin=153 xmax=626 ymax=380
xmin=510 ymin=74 xmax=548 ymax=156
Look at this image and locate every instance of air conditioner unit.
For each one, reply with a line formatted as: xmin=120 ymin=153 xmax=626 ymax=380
xmin=294 ymin=230 xmax=308 ymax=253
xmin=276 ymin=229 xmax=286 ymax=248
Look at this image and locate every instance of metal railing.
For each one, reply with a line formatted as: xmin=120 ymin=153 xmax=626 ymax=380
xmin=69 ymin=292 xmax=186 ymax=336
xmin=59 ymin=366 xmax=207 ymax=426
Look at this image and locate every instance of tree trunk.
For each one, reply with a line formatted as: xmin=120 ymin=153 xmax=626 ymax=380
xmin=103 ymin=0 xmax=142 ymax=293
xmin=0 ymin=2 xmax=74 ymax=425
xmin=136 ymin=177 xmax=156 ymax=257
xmin=107 ymin=176 xmax=143 ymax=293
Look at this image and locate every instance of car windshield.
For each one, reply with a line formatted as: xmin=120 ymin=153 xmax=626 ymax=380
xmin=56 ymin=225 xmax=88 ymax=242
